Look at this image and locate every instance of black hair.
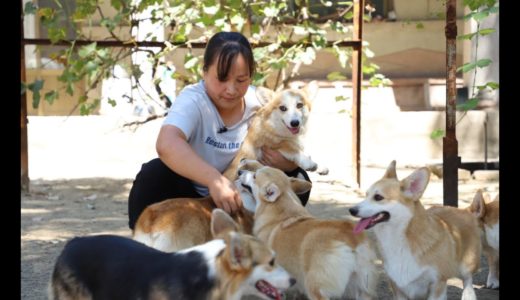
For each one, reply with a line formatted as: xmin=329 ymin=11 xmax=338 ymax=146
xmin=203 ymin=32 xmax=255 ymax=81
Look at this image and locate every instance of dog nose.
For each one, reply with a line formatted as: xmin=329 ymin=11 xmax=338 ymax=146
xmin=289 ymin=278 xmax=296 ymax=286
xmin=349 ymin=207 xmax=358 ymax=216
xmin=290 ymin=120 xmax=300 ymax=127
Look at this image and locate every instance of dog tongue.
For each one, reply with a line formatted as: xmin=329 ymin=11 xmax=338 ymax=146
xmin=256 ymin=279 xmax=281 ymax=300
xmin=353 ymin=217 xmax=373 ymax=234
xmin=288 ymin=127 xmax=300 ymax=134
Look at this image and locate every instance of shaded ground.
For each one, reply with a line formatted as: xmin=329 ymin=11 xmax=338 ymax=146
xmin=21 ymin=116 xmax=499 ymax=299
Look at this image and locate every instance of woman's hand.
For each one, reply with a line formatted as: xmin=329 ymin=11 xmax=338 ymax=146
xmin=259 ymin=146 xmax=298 ymax=172
xmin=208 ymin=175 xmax=242 ymax=214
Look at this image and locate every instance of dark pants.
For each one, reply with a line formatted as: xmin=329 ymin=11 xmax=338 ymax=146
xmin=127 ymin=158 xmax=312 ymax=230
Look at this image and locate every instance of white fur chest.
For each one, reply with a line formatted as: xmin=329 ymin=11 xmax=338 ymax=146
xmin=485 ymin=223 xmax=499 ymax=251
xmin=375 ymin=225 xmax=437 ymax=298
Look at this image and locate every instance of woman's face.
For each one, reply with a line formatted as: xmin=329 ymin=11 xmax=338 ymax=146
xmin=203 ymin=54 xmax=251 ymax=112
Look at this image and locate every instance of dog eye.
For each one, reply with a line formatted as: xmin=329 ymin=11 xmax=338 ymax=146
xmin=279 ymin=105 xmax=287 ymax=112
xmin=296 ymin=102 xmax=303 ymax=109
xmin=374 ymin=194 xmax=384 ymax=201
xmin=269 ymin=258 xmax=275 ymax=266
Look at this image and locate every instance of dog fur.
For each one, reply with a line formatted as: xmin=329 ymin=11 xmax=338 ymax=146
xmin=133 ymin=195 xmax=254 ymax=252
xmin=238 ymin=159 xmax=378 ymax=300
xmin=468 ymin=189 xmax=499 ymax=289
xmin=349 ymin=160 xmax=482 ymax=300
xmin=49 ymin=209 xmax=295 ymax=300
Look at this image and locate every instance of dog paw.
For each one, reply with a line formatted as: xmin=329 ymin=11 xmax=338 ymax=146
xmin=317 ymin=167 xmax=329 ymax=175
xmin=303 ymin=162 xmax=318 ymax=172
xmin=486 ymin=276 xmax=499 ymax=289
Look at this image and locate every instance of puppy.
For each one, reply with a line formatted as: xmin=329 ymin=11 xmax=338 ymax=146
xmin=50 ymin=209 xmax=295 ymax=300
xmin=222 ymin=81 xmax=328 ymax=181
xmin=238 ymin=159 xmax=378 ymax=300
xmin=349 ymin=160 xmax=482 ymax=300
xmin=468 ymin=189 xmax=499 ymax=289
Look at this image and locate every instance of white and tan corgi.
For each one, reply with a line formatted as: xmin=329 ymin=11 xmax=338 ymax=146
xmin=223 ymin=80 xmax=328 ymax=181
xmin=468 ymin=189 xmax=499 ymax=289
xmin=349 ymin=160 xmax=482 ymax=300
xmin=238 ymin=159 xmax=378 ymax=300
xmin=50 ymin=209 xmax=295 ymax=300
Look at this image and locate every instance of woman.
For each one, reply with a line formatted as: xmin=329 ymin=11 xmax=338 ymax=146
xmin=128 ymin=31 xmax=311 ymax=230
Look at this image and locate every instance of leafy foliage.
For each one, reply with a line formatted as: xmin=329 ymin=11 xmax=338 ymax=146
xmin=22 ymin=0 xmax=386 ymax=116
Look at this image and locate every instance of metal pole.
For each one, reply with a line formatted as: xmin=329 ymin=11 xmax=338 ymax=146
xmin=443 ymin=0 xmax=459 ymax=207
xmin=21 ymin=0 xmax=30 ymax=192
xmin=352 ymin=0 xmax=364 ymax=188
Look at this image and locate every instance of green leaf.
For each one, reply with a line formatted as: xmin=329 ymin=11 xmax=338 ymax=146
xmin=335 ymin=95 xmax=350 ymax=102
xmin=28 ymin=79 xmax=44 ymax=109
xmin=415 ymin=22 xmax=424 ymax=29
xmin=457 ymin=62 xmax=477 ymax=73
xmin=24 ymin=2 xmax=38 ymax=15
xmin=486 ymin=82 xmax=499 ymax=89
xmin=327 ymin=71 xmax=347 ymax=81
xmin=430 ymin=129 xmax=445 ymax=140
xmin=478 ymin=28 xmax=495 ymax=36
xmin=476 ymin=58 xmax=492 ymax=68
xmin=78 ymin=43 xmax=97 ymax=58
xmin=44 ymin=90 xmax=59 ymax=104
xmin=457 ymin=32 xmax=477 ymax=40
xmin=108 ymin=98 xmax=117 ymax=107
xmin=457 ymin=98 xmax=479 ymax=111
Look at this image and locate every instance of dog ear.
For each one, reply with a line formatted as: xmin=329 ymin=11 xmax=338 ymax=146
xmin=211 ymin=208 xmax=240 ymax=238
xmin=262 ymin=183 xmax=281 ymax=202
xmin=238 ymin=159 xmax=263 ymax=172
xmin=290 ymin=178 xmax=312 ymax=195
xmin=469 ymin=189 xmax=486 ymax=219
xmin=256 ymin=86 xmax=274 ymax=106
xmin=302 ymin=80 xmax=319 ymax=102
xmin=400 ymin=167 xmax=430 ymax=201
xmin=228 ymin=232 xmax=252 ymax=270
xmin=383 ymin=160 xmax=397 ymax=179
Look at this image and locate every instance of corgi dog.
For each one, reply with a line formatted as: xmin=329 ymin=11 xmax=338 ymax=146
xmin=133 ymin=82 xmax=326 ymax=252
xmin=238 ymin=159 xmax=378 ymax=300
xmin=50 ymin=209 xmax=295 ymax=300
xmin=349 ymin=160 xmax=482 ymax=300
xmin=468 ymin=189 xmax=499 ymax=289
xmin=222 ymin=80 xmax=328 ymax=181
xmin=133 ymin=193 xmax=254 ymax=252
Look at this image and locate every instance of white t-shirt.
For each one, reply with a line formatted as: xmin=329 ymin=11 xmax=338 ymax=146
xmin=162 ymin=80 xmax=261 ymax=196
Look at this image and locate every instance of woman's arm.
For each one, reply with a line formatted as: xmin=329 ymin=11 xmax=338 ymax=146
xmin=156 ymin=125 xmax=242 ymax=213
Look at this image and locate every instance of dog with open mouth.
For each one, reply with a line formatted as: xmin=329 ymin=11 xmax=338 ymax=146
xmin=49 ymin=209 xmax=295 ymax=300
xmin=349 ymin=160 xmax=482 ymax=300
xmin=238 ymin=159 xmax=378 ymax=300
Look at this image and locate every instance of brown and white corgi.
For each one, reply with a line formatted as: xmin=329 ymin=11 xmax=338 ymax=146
xmin=349 ymin=160 xmax=481 ymax=300
xmin=49 ymin=209 xmax=295 ymax=300
xmin=238 ymin=159 xmax=378 ymax=300
xmin=468 ymin=189 xmax=499 ymax=289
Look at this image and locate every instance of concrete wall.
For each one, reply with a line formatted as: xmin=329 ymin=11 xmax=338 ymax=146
xmin=302 ymin=84 xmax=499 ymax=186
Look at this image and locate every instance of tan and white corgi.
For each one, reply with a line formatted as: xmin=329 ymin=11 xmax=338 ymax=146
xmin=468 ymin=189 xmax=499 ymax=289
xmin=349 ymin=160 xmax=481 ymax=300
xmin=222 ymin=80 xmax=328 ymax=181
xmin=238 ymin=159 xmax=378 ymax=300
xmin=50 ymin=209 xmax=295 ymax=300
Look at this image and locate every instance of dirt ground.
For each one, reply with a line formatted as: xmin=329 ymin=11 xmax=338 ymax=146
xmin=21 ymin=116 xmax=499 ymax=299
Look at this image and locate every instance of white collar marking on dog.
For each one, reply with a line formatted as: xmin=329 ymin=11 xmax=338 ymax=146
xmin=179 ymin=239 xmax=226 ymax=278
